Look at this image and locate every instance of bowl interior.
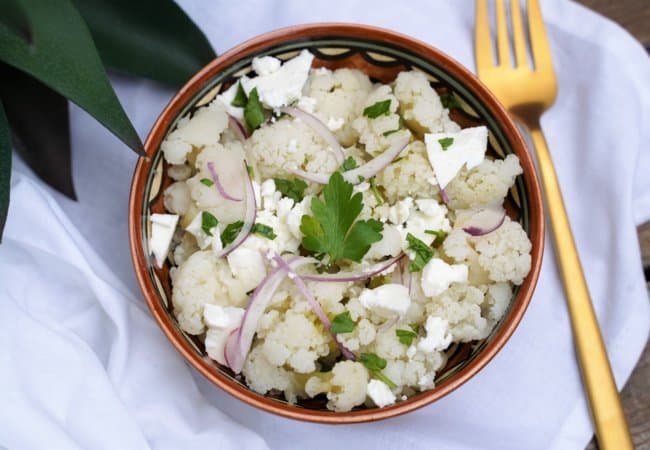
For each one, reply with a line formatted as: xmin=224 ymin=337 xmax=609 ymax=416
xmin=130 ymin=25 xmax=543 ymax=423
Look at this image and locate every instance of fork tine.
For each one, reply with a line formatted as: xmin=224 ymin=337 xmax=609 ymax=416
xmin=495 ymin=0 xmax=511 ymax=67
xmin=510 ymin=0 xmax=529 ymax=68
xmin=527 ymin=0 xmax=554 ymax=71
xmin=474 ymin=0 xmax=494 ymax=73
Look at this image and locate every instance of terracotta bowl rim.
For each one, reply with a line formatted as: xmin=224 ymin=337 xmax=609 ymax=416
xmin=128 ymin=22 xmax=544 ymax=424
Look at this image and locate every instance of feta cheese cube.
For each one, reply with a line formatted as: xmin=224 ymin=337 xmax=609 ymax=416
xmin=204 ymin=304 xmax=245 ymax=365
xmin=186 ymin=212 xmax=218 ymax=250
xmin=417 ymin=316 xmax=452 ymax=353
xmin=365 ymin=224 xmax=402 ymax=260
xmin=150 ymin=213 xmax=179 ymax=267
xmin=367 ymin=379 xmax=396 ymax=407
xmin=252 ymin=55 xmax=281 ymax=76
xmin=420 ymin=258 xmax=468 ymax=297
xmin=359 ymin=284 xmax=411 ymax=318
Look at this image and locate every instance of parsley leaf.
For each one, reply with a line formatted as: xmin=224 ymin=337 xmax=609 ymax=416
xmin=360 ymin=352 xmax=397 ymax=389
xmin=425 ymin=229 xmax=448 ymax=247
xmin=406 ymin=233 xmax=434 ymax=272
xmin=252 ymin=223 xmax=276 ymax=240
xmin=201 ymin=211 xmax=219 ymax=236
xmin=341 ymin=156 xmax=358 ymax=172
xmin=363 ymin=99 xmax=391 ymax=118
xmin=274 ymin=178 xmax=308 ymax=203
xmin=330 ymin=311 xmax=355 ymax=334
xmin=438 ymin=137 xmax=454 ymax=151
xmin=200 ymin=178 xmax=214 ymax=187
xmin=231 ymin=82 xmax=248 ymax=107
xmin=244 ymin=87 xmax=265 ymax=131
xmin=220 ymin=221 xmax=243 ymax=246
xmin=382 ymin=116 xmax=405 ymax=136
xmin=396 ymin=328 xmax=417 ymax=346
xmin=300 ymin=172 xmax=383 ymax=263
xmin=440 ymin=92 xmax=460 ymax=109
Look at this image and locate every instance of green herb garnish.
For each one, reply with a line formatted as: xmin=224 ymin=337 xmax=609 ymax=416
xmin=201 ymin=211 xmax=219 ymax=236
xmin=425 ymin=229 xmax=448 ymax=247
xmin=252 ymin=223 xmax=277 ymax=240
xmin=438 ymin=137 xmax=454 ymax=151
xmin=330 ymin=311 xmax=355 ymax=334
xmin=440 ymin=92 xmax=460 ymax=109
xmin=406 ymin=233 xmax=434 ymax=272
xmin=360 ymin=352 xmax=397 ymax=389
xmin=231 ymin=82 xmax=248 ymax=107
xmin=340 ymin=156 xmax=358 ymax=172
xmin=244 ymin=87 xmax=265 ymax=131
xmin=200 ymin=178 xmax=214 ymax=187
xmin=221 ymin=220 xmax=276 ymax=244
xmin=300 ymin=172 xmax=383 ymax=264
xmin=396 ymin=328 xmax=418 ymax=346
xmin=363 ymin=99 xmax=391 ymax=118
xmin=369 ymin=177 xmax=384 ymax=206
xmin=274 ymin=178 xmax=308 ymax=203
xmin=382 ymin=116 xmax=405 ymax=136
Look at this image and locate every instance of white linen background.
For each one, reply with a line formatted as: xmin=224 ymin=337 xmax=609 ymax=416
xmin=1 ymin=0 xmax=649 ymax=449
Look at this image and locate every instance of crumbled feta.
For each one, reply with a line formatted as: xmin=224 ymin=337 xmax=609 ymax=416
xmin=150 ymin=213 xmax=179 ymax=267
xmin=204 ymin=304 xmax=245 ymax=365
xmin=359 ymin=284 xmax=411 ymax=318
xmin=241 ymin=50 xmax=314 ymax=108
xmin=425 ymin=126 xmax=488 ymax=189
xmin=327 ymin=117 xmax=345 ymax=131
xmin=252 ymin=55 xmax=281 ymax=76
xmin=365 ymin=224 xmax=402 ymax=260
xmin=420 ymin=258 xmax=468 ymax=297
xmin=418 ymin=373 xmax=435 ymax=390
xmin=367 ymin=379 xmax=396 ymax=407
xmin=227 ymin=247 xmax=267 ymax=289
xmin=400 ymin=199 xmax=451 ymax=245
xmin=186 ymin=212 xmax=217 ymax=250
xmin=375 ymin=197 xmax=413 ymax=225
xmin=417 ymin=316 xmax=452 ymax=353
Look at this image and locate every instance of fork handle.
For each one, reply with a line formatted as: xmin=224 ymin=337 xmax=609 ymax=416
xmin=529 ymin=124 xmax=634 ymax=450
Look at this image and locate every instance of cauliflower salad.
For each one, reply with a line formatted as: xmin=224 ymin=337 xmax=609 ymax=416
xmin=150 ymin=50 xmax=532 ymax=411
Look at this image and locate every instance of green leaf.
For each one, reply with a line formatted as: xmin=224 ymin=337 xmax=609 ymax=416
xmin=340 ymin=156 xmax=358 ymax=172
xmin=0 ymin=0 xmax=144 ymax=155
xmin=382 ymin=115 xmax=404 ymax=136
xmin=244 ymin=87 xmax=265 ymax=131
xmin=300 ymin=172 xmax=383 ymax=263
xmin=330 ymin=311 xmax=355 ymax=334
xmin=0 ymin=102 xmax=11 ymax=241
xmin=0 ymin=0 xmax=32 ymax=43
xmin=252 ymin=223 xmax=276 ymax=240
xmin=200 ymin=178 xmax=214 ymax=187
xmin=201 ymin=211 xmax=218 ymax=236
xmin=231 ymin=82 xmax=248 ymax=107
xmin=273 ymin=177 xmax=307 ymax=203
xmin=360 ymin=352 xmax=397 ymax=389
xmin=438 ymin=137 xmax=454 ymax=151
xmin=363 ymin=99 xmax=391 ymax=118
xmin=0 ymin=62 xmax=75 ymax=198
xmin=440 ymin=92 xmax=460 ymax=109
xmin=396 ymin=329 xmax=417 ymax=346
xmin=425 ymin=229 xmax=448 ymax=247
xmin=72 ymin=0 xmax=216 ymax=87
xmin=220 ymin=220 xmax=244 ymax=246
xmin=406 ymin=233 xmax=434 ymax=272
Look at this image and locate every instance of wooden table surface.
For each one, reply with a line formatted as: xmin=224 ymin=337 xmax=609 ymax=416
xmin=572 ymin=2 xmax=649 ymax=448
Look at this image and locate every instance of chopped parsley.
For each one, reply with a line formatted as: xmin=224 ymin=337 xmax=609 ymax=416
xmin=273 ymin=178 xmax=308 ymax=203
xmin=244 ymin=87 xmax=265 ymax=131
xmin=340 ymin=156 xmax=358 ymax=172
xmin=440 ymin=92 xmax=460 ymax=109
xmin=382 ymin=116 xmax=405 ymax=136
xmin=201 ymin=211 xmax=219 ymax=236
xmin=396 ymin=328 xmax=418 ymax=346
xmin=252 ymin=223 xmax=276 ymax=240
xmin=406 ymin=233 xmax=434 ymax=272
xmin=363 ymin=99 xmax=391 ymax=118
xmin=200 ymin=178 xmax=214 ymax=187
xmin=360 ymin=352 xmax=397 ymax=389
xmin=221 ymin=220 xmax=276 ymax=245
xmin=425 ymin=229 xmax=448 ymax=247
xmin=369 ymin=177 xmax=384 ymax=206
xmin=231 ymin=82 xmax=248 ymax=107
xmin=330 ymin=311 xmax=355 ymax=334
xmin=438 ymin=137 xmax=454 ymax=151
xmin=300 ymin=172 xmax=383 ymax=264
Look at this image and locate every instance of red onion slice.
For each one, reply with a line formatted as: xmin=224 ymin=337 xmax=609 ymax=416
xmin=287 ymin=167 xmax=329 ymax=184
xmin=228 ymin=115 xmax=248 ymax=141
xmin=462 ymin=205 xmax=507 ymax=236
xmin=207 ymin=161 xmax=243 ymax=202
xmin=279 ymin=106 xmax=344 ymax=165
xmin=301 ymin=254 xmax=404 ymax=282
xmin=213 ymin=160 xmax=256 ymax=259
xmin=440 ymin=187 xmax=450 ymax=204
xmin=270 ymin=252 xmax=356 ymax=361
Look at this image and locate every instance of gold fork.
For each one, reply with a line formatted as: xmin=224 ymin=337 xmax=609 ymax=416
xmin=474 ymin=1 xmax=634 ymax=448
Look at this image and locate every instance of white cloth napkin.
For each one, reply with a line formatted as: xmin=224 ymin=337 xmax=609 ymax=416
xmin=1 ymin=1 xmax=649 ymax=449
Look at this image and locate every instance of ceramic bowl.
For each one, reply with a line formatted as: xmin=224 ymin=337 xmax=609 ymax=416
xmin=129 ymin=23 xmax=544 ymax=423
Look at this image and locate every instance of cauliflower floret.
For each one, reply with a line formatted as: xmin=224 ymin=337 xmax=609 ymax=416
xmin=246 ymin=117 xmax=339 ymax=180
xmin=167 ymin=164 xmax=192 ymax=181
xmin=337 ymin=318 xmax=377 ymax=351
xmin=483 ymin=282 xmax=513 ymax=325
xmin=171 ymin=251 xmax=254 ymax=334
xmin=303 ymin=68 xmax=373 ymax=146
xmin=393 ymin=70 xmax=460 ymax=135
xmin=425 ymin=283 xmax=489 ymax=342
xmin=305 ymin=360 xmax=369 ymax=412
xmin=171 ymin=232 xmax=198 ymax=266
xmin=163 ymin=181 xmax=191 ymax=216
xmin=261 ymin=311 xmax=330 ymax=373
xmin=352 ymin=85 xmax=411 ymax=157
xmin=445 ymin=154 xmax=523 ymax=209
xmin=243 ymin=344 xmax=304 ymax=403
xmin=375 ymin=141 xmax=438 ymax=203
xmin=443 ymin=217 xmax=531 ymax=285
